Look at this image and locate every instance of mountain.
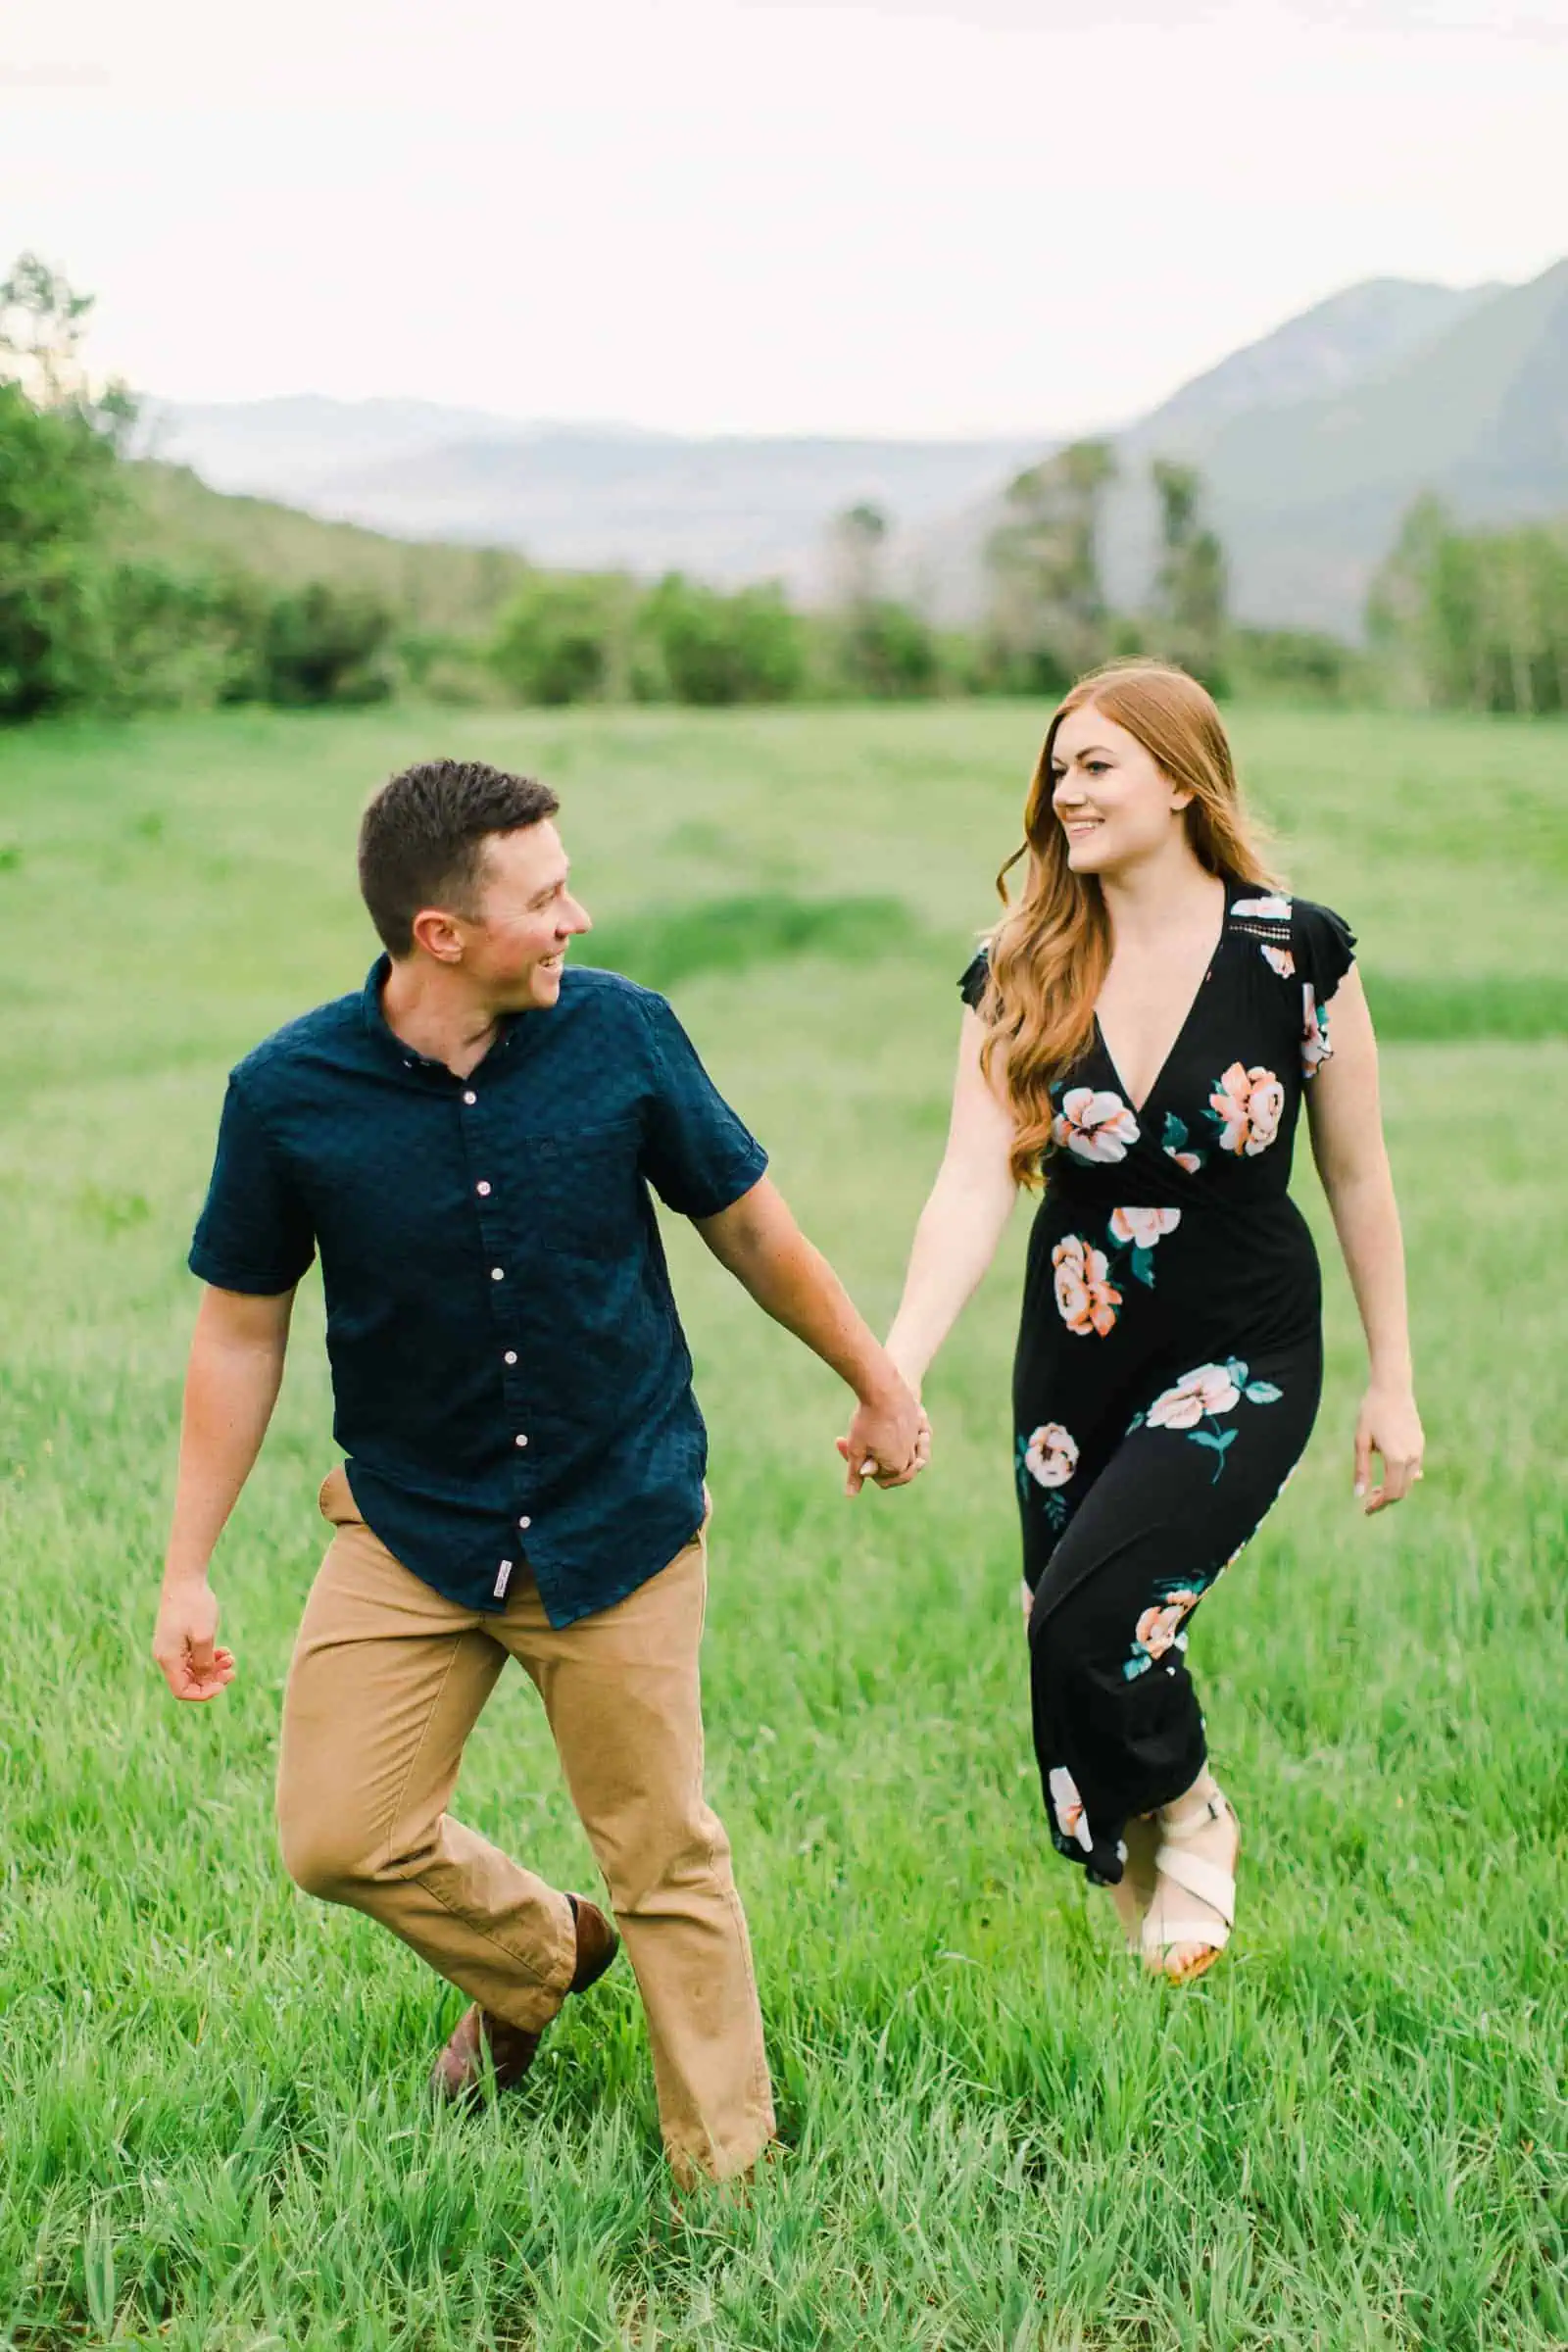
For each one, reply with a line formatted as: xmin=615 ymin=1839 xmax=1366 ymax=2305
xmin=907 ymin=272 xmax=1520 ymax=629
xmin=1102 ymin=261 xmax=1568 ymax=630
xmin=143 ymin=262 xmax=1566 ymax=633
xmin=1122 ymin=276 xmax=1501 ymax=445
xmin=142 ymin=407 xmax=1046 ymax=597
xmin=916 ymin=264 xmax=1566 ymax=633
xmin=134 ymin=395 xmax=550 ymax=498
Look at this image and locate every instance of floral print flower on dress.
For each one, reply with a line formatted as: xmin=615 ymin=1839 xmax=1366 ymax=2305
xmin=1148 ymin=1362 xmax=1241 ymax=1428
xmin=1053 ymin=1086 xmax=1139 ymax=1163
xmin=1123 ymin=1584 xmax=1205 ymax=1679
xmin=1109 ymin=1205 xmax=1181 ymax=1250
xmin=1260 ymin=943 xmax=1296 ymax=978
xmin=1129 ymin=1357 xmax=1284 ymax=1481
xmin=1102 ymin=1203 xmax=1183 ymax=1294
xmin=1161 ymin=1112 xmax=1204 ymax=1174
xmin=1135 ymin=1590 xmax=1200 ymax=1659
xmin=1023 ymin=1421 xmax=1079 ymax=1487
xmin=1208 ymin=1061 xmax=1285 ymax=1156
xmin=1049 ymin=1766 xmax=1094 ymax=1854
xmin=1053 ymin=1233 xmax=1122 ymax=1337
xmin=1301 ymin=983 xmax=1333 ymax=1077
xmin=1231 ymin=894 xmax=1292 ymax=922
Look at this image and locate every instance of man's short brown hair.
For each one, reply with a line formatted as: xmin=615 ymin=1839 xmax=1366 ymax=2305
xmin=358 ymin=760 xmax=560 ymax=957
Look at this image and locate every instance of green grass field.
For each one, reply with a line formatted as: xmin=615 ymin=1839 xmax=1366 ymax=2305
xmin=1 ymin=702 xmax=1564 ymax=2349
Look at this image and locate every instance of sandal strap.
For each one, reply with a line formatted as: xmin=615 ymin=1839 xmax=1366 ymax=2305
xmin=1157 ymin=1791 xmax=1232 ymax=1843
xmin=1143 ymin=1909 xmax=1232 ymax=1959
xmin=1153 ymin=1844 xmax=1236 ymax=1927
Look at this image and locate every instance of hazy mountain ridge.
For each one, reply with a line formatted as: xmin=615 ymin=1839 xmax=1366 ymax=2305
xmin=916 ymin=262 xmax=1567 ymax=631
xmin=144 ymin=262 xmax=1566 ymax=634
xmin=257 ymin=430 xmax=1048 ymax=595
xmin=1132 ymin=276 xmax=1503 ymax=444
xmin=1152 ymin=259 xmax=1568 ymax=627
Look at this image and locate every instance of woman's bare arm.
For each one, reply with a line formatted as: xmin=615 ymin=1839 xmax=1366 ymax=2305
xmin=883 ymin=1008 xmax=1021 ymax=1392
xmin=1304 ymin=967 xmax=1425 ymax=1513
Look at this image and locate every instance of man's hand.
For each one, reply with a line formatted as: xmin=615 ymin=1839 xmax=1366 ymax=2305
xmin=152 ymin=1578 xmax=236 ymax=1702
xmin=837 ymin=1378 xmax=931 ymax=1496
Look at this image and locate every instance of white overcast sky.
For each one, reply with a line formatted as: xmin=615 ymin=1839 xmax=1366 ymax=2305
xmin=2 ymin=0 xmax=1563 ymax=436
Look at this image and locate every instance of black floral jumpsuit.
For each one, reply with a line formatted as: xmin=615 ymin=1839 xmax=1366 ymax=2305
xmin=960 ymin=889 xmax=1356 ymax=1885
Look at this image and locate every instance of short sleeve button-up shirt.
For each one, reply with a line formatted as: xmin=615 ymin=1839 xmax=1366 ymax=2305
xmin=189 ymin=957 xmax=767 ymax=1626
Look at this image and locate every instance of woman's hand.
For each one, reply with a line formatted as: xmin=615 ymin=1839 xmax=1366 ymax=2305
xmin=839 ymin=1380 xmax=932 ymax=1494
xmin=1353 ymin=1384 xmax=1425 ymax=1514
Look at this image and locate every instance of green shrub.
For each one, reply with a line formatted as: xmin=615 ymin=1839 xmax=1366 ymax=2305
xmin=830 ymin=600 xmax=941 ymax=699
xmin=1227 ymin=625 xmax=1372 ymax=705
xmin=0 ymin=379 xmax=125 ymax=718
xmin=258 ymin=581 xmax=394 ymax=707
xmin=489 ymin=572 xmax=629 ymax=705
xmin=634 ymin=574 xmax=807 ymax=706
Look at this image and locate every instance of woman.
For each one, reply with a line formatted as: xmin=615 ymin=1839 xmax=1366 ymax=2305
xmin=879 ymin=662 xmax=1423 ymax=1982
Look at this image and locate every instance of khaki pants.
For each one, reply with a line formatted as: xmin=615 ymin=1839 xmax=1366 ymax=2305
xmin=275 ymin=1468 xmax=775 ymax=2186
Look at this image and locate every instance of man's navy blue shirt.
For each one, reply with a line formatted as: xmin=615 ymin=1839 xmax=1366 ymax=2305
xmin=190 ymin=958 xmax=768 ymax=1627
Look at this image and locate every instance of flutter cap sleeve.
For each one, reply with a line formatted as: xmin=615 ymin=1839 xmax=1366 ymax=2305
xmin=1292 ymin=899 xmax=1356 ymax=1080
xmin=1292 ymin=899 xmax=1356 ymax=1003
xmin=958 ymin=943 xmax=991 ymax=1010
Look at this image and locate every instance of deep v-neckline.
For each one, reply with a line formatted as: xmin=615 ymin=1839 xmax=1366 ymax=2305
xmin=1095 ymin=895 xmax=1231 ymax=1117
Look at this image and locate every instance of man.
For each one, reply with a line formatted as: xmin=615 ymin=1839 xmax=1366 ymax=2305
xmin=153 ymin=758 xmax=926 ymax=2191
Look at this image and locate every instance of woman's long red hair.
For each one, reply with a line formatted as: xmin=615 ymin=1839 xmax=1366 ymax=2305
xmin=978 ymin=662 xmax=1279 ymax=1185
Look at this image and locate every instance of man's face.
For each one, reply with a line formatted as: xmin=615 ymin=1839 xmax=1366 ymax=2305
xmin=455 ymin=821 xmax=592 ymax=1010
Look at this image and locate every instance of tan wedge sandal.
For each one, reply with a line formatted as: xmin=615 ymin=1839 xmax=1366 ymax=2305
xmin=1141 ymin=1784 xmax=1239 ymax=1985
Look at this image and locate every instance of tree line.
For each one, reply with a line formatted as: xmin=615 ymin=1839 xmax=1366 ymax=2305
xmin=4 ymin=255 xmax=1562 ymax=724
xmin=1369 ymin=494 xmax=1568 ymax=716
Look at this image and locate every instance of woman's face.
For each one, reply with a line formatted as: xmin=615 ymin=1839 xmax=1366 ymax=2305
xmin=1048 ymin=704 xmax=1193 ymax=875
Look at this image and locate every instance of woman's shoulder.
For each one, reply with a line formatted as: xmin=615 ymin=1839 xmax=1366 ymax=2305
xmin=1226 ymin=885 xmax=1355 ymax=992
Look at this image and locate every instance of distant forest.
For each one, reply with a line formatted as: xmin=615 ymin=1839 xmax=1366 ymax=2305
xmin=4 ymin=256 xmax=1564 ymax=723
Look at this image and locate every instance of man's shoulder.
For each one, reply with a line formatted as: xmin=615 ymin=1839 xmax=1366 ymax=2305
xmin=557 ymin=963 xmax=669 ymax=1029
xmin=229 ymin=989 xmax=368 ymax=1097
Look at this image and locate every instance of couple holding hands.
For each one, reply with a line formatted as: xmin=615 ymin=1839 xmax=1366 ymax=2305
xmin=154 ymin=662 xmax=1422 ymax=2191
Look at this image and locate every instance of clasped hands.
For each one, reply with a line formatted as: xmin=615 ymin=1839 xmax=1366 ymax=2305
xmin=835 ymin=1371 xmax=931 ymax=1497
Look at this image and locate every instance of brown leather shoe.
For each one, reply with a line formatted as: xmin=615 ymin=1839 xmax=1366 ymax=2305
xmin=430 ymin=1893 xmax=619 ymax=2104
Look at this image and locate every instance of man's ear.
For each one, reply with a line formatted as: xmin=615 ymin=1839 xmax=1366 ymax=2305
xmin=410 ymin=906 xmax=466 ymax=963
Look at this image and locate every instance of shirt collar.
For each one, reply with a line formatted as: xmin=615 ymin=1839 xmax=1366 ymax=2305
xmin=362 ymin=955 xmax=421 ymax=1068
xmin=360 ymin=955 xmax=525 ymax=1080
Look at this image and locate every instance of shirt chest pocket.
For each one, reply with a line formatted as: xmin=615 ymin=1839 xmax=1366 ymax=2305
xmin=519 ymin=1116 xmax=645 ymax=1257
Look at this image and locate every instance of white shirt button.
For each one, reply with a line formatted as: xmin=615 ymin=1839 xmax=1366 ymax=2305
xmin=476 ymin=1180 xmax=492 ymax=1197
xmin=518 ymin=1515 xmax=532 ymax=1531
xmin=491 ymin=1266 xmax=505 ymax=1282
xmin=514 ymin=1433 xmax=528 ymax=1448
xmin=463 ymin=1090 xmax=477 ymax=1105
xmin=504 ymin=1350 xmax=517 ymax=1365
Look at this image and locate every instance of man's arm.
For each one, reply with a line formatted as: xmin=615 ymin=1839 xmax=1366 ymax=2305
xmin=694 ymin=1177 xmax=927 ymax=1494
xmin=152 ymin=1283 xmax=296 ymax=1701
